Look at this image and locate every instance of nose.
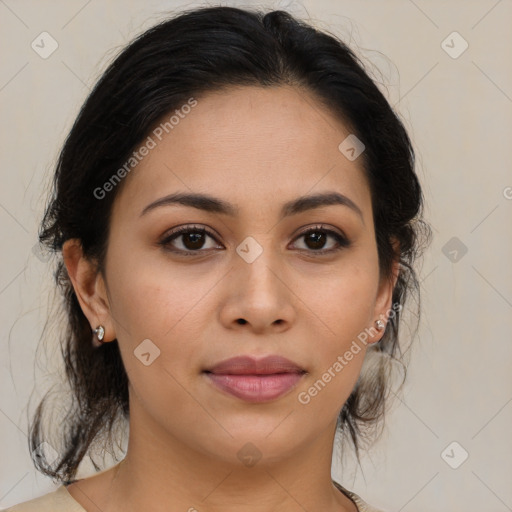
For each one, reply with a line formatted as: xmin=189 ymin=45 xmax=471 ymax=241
xmin=219 ymin=241 xmax=296 ymax=334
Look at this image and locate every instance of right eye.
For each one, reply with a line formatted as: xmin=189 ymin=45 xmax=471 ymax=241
xmin=159 ymin=224 xmax=224 ymax=255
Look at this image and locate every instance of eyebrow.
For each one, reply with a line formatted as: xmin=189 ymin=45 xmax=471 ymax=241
xmin=140 ymin=191 xmax=364 ymax=223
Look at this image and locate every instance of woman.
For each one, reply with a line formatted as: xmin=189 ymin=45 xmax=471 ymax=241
xmin=6 ymin=5 xmax=431 ymax=512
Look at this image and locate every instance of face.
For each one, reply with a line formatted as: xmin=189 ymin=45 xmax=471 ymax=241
xmin=65 ymin=85 xmax=397 ymax=468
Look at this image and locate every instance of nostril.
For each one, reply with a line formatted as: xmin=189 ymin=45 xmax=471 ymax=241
xmin=236 ymin=318 xmax=247 ymax=325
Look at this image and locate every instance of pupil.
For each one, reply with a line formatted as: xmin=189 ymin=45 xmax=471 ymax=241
xmin=307 ymin=232 xmax=325 ymax=249
xmin=184 ymin=232 xmax=204 ymax=249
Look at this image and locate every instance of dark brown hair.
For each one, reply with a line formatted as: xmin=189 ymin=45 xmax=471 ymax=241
xmin=30 ymin=5 xmax=432 ymax=483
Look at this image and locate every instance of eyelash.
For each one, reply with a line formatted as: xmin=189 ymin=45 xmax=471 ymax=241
xmin=158 ymin=224 xmax=351 ymax=257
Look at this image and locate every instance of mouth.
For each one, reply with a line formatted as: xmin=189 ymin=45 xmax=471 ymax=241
xmin=203 ymin=355 xmax=306 ymax=403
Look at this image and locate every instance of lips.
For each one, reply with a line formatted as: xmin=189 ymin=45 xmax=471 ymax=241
xmin=204 ymin=355 xmax=305 ymax=375
xmin=203 ymin=355 xmax=306 ymax=403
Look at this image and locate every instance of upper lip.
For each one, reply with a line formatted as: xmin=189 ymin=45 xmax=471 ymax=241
xmin=204 ymin=355 xmax=305 ymax=375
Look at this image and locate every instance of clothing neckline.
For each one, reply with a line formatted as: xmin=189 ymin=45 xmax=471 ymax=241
xmin=332 ymin=479 xmax=365 ymax=511
xmin=60 ymin=479 xmax=363 ymax=512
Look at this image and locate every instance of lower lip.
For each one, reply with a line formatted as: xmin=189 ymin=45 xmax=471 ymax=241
xmin=204 ymin=372 xmax=304 ymax=403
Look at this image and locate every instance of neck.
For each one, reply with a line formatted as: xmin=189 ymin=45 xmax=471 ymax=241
xmin=67 ymin=398 xmax=358 ymax=512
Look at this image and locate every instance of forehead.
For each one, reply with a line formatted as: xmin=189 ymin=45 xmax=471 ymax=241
xmin=113 ymin=85 xmax=371 ymax=222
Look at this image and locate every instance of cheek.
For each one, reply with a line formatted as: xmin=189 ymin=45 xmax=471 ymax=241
xmin=105 ymin=242 xmax=221 ymax=342
xmin=296 ymin=355 xmax=365 ymax=421
xmin=106 ymin=253 xmax=211 ymax=427
xmin=295 ymin=256 xmax=378 ymax=400
xmin=303 ymin=257 xmax=379 ymax=342
xmin=104 ymin=245 xmax=225 ymax=404
xmin=294 ymin=279 xmax=370 ymax=418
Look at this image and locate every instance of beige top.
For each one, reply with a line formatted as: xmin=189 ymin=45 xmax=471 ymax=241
xmin=2 ymin=480 xmax=385 ymax=512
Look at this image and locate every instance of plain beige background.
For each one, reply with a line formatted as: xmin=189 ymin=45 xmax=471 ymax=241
xmin=1 ymin=1 xmax=511 ymax=511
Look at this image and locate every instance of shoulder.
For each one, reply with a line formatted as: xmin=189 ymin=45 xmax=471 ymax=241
xmin=332 ymin=480 xmax=387 ymax=512
xmin=1 ymin=485 xmax=86 ymax=512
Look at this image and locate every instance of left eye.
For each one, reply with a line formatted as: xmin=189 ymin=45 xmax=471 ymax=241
xmin=159 ymin=224 xmax=351 ymax=255
xmin=291 ymin=226 xmax=351 ymax=254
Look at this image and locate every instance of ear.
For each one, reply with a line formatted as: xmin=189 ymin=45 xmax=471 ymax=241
xmin=62 ymin=239 xmax=115 ymax=347
xmin=370 ymin=238 xmax=401 ymax=342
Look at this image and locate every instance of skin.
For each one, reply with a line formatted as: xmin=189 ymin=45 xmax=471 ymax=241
xmin=62 ymin=84 xmax=399 ymax=512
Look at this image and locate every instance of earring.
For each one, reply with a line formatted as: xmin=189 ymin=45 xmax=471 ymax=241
xmin=375 ymin=319 xmax=385 ymax=331
xmin=94 ymin=325 xmax=105 ymax=343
